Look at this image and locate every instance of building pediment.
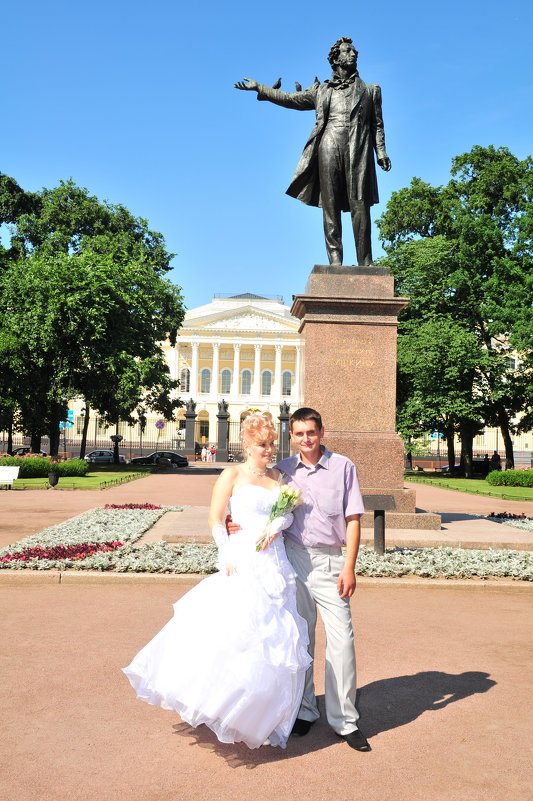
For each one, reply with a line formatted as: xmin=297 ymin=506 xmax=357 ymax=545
xmin=207 ymin=311 xmax=297 ymax=332
xmin=183 ymin=303 xmax=299 ymax=334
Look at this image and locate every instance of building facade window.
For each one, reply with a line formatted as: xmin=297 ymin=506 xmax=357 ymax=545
xmin=199 ymin=420 xmax=209 ymax=440
xmin=180 ymin=367 xmax=190 ymax=393
xmin=282 ymin=370 xmax=292 ymax=396
xmin=241 ymin=369 xmax=252 ymax=395
xmin=261 ymin=370 xmax=272 ymax=396
xmin=200 ymin=368 xmax=211 ymax=393
xmin=221 ymin=368 xmax=232 ymax=394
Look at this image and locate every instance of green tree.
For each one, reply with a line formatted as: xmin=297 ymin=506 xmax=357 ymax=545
xmin=0 ymin=176 xmax=185 ymax=456
xmin=378 ymin=146 xmax=533 ymax=473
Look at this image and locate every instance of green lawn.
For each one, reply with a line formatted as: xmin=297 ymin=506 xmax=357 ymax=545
xmin=405 ymin=473 xmax=533 ymax=502
xmin=12 ymin=467 xmax=150 ymax=490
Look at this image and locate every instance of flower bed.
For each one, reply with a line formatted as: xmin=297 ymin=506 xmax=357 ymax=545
xmin=0 ymin=506 xmax=181 ymax=570
xmin=0 ymin=454 xmax=89 ymax=477
xmin=104 ymin=503 xmax=162 ymax=510
xmin=1 ymin=541 xmax=125 ymax=563
xmin=487 ymin=513 xmax=533 ymax=533
xmin=0 ymin=505 xmax=531 ymax=578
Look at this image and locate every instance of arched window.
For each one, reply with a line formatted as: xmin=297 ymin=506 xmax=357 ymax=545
xmin=241 ymin=369 xmax=251 ymax=395
xmin=200 ymin=368 xmax=211 ymax=393
xmin=180 ymin=367 xmax=190 ymax=393
xmin=261 ymin=370 xmax=272 ymax=396
xmin=282 ymin=370 xmax=292 ymax=396
xmin=221 ymin=368 xmax=231 ymax=394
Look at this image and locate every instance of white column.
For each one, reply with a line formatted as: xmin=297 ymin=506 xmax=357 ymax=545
xmin=272 ymin=344 xmax=282 ymax=401
xmin=294 ymin=346 xmax=301 ymax=403
xmin=230 ymin=343 xmax=241 ymax=399
xmin=173 ymin=343 xmax=179 ymax=381
xmin=191 ymin=341 xmax=199 ymax=397
xmin=211 ymin=342 xmax=220 ymax=399
xmin=252 ymin=344 xmax=262 ymax=398
xmin=172 ymin=342 xmax=179 ymax=399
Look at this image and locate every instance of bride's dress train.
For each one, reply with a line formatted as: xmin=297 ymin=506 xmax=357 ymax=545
xmin=123 ymin=484 xmax=311 ymax=749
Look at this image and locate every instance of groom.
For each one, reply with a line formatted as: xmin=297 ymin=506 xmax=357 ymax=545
xmin=228 ymin=406 xmax=369 ymax=751
xmin=276 ymin=407 xmax=369 ymax=751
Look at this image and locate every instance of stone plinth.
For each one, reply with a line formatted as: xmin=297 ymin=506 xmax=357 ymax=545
xmin=291 ymin=264 xmax=439 ymax=530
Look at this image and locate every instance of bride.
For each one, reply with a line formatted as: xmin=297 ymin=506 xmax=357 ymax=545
xmin=123 ymin=413 xmax=311 ymax=749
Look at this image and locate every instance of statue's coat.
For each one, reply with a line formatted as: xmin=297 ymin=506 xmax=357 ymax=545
xmin=257 ymin=79 xmax=387 ymax=212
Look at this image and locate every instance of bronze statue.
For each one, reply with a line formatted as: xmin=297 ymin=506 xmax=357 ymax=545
xmin=235 ymin=37 xmax=391 ymax=266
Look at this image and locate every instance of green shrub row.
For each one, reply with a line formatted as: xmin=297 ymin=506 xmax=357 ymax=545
xmin=486 ymin=469 xmax=533 ymax=487
xmin=0 ymin=455 xmax=90 ymax=478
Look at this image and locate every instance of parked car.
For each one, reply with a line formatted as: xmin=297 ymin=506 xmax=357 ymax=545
xmin=130 ymin=451 xmax=189 ymax=468
xmin=438 ymin=460 xmax=490 ymax=477
xmin=84 ymin=450 xmax=126 ymax=465
xmin=11 ymin=447 xmax=47 ymax=457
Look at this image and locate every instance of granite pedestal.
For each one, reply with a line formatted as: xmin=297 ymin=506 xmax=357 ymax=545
xmin=291 ymin=265 xmax=440 ymax=530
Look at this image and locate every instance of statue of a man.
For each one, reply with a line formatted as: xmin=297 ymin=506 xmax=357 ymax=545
xmin=235 ymin=37 xmax=391 ymax=266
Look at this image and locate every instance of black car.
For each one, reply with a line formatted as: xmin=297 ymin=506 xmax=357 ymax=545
xmin=11 ymin=447 xmax=48 ymax=457
xmin=130 ymin=450 xmax=189 ymax=468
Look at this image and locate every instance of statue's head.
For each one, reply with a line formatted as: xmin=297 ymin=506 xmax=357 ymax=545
xmin=328 ymin=37 xmax=358 ymax=74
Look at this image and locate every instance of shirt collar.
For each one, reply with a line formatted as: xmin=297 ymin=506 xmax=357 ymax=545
xmin=296 ymin=445 xmax=331 ymax=470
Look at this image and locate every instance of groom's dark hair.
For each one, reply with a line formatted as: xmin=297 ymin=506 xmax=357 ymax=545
xmin=289 ymin=407 xmax=323 ymax=431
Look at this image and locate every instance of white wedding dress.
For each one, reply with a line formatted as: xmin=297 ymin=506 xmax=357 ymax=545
xmin=123 ymin=484 xmax=312 ymax=749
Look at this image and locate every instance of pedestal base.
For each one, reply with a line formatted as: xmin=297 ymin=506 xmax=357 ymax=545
xmin=291 ymin=264 xmax=441 ymax=533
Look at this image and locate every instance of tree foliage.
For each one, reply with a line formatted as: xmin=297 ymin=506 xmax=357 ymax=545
xmin=377 ymin=146 xmax=533 ymax=473
xmin=0 ymin=175 xmax=185 ymax=455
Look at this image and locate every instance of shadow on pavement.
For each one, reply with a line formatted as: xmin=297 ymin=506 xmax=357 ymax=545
xmin=358 ymin=670 xmax=496 ymax=737
xmin=440 ymin=513 xmax=485 ymax=523
xmin=170 ymin=671 xmax=496 ymax=763
xmin=171 ymin=704 xmax=339 ymax=767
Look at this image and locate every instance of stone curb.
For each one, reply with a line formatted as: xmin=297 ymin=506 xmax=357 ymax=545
xmin=1 ymin=569 xmax=531 ymax=591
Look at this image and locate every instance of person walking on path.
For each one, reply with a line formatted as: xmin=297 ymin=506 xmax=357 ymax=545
xmin=228 ymin=406 xmax=368 ymax=751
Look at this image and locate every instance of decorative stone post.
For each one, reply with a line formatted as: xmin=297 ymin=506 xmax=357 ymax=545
xmin=183 ymin=399 xmax=197 ymax=457
xmin=278 ymin=401 xmax=291 ymax=460
xmin=216 ymin=400 xmax=230 ymax=462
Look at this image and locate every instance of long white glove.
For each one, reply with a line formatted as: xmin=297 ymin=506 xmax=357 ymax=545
xmin=258 ymin=512 xmax=294 ymax=551
xmin=211 ymin=524 xmax=230 ymax=571
xmin=269 ymin=512 xmax=294 ymax=536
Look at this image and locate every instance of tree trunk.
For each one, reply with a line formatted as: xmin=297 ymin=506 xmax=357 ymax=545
xmin=7 ymin=418 xmax=13 ymax=455
xmin=497 ymin=404 xmax=515 ymax=470
xmin=48 ymin=404 xmax=62 ymax=457
xmin=459 ymin=424 xmax=474 ymax=479
xmin=79 ymin=403 xmax=90 ymax=459
xmin=446 ymin=429 xmax=455 ymax=472
xmin=30 ymin=431 xmax=42 ymax=453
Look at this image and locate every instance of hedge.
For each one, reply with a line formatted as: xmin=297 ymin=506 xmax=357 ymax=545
xmin=486 ymin=469 xmax=533 ymax=487
xmin=0 ymin=455 xmax=90 ymax=478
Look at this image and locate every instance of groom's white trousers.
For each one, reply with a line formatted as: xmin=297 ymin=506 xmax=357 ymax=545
xmin=284 ymin=538 xmax=359 ymax=735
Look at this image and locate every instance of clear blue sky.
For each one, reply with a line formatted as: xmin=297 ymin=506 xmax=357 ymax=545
xmin=1 ymin=0 xmax=531 ymax=311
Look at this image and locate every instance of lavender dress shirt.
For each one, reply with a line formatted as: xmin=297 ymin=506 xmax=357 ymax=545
xmin=276 ymin=447 xmax=364 ymax=548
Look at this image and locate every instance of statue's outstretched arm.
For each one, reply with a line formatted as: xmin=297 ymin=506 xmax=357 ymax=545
xmin=235 ymin=78 xmax=316 ymax=112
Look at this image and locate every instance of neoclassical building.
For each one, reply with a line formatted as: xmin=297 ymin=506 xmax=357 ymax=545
xmin=161 ymin=293 xmax=303 ymax=445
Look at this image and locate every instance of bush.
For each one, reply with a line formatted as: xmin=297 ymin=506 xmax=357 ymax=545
xmin=0 ymin=455 xmax=89 ymax=478
xmin=55 ymin=459 xmax=90 ymax=477
xmin=486 ymin=469 xmax=533 ymax=487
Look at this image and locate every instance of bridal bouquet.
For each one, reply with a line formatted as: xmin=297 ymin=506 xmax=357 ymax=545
xmin=256 ymin=485 xmax=302 ymax=551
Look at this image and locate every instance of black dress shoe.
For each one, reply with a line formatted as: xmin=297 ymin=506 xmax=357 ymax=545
xmin=344 ymin=729 xmax=371 ymax=751
xmin=291 ymin=718 xmax=315 ymax=737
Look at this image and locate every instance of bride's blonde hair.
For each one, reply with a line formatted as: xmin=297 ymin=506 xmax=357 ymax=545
xmin=240 ymin=413 xmax=277 ymax=447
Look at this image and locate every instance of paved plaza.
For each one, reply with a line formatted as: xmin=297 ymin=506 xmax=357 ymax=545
xmin=1 ymin=471 xmax=532 ymax=801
